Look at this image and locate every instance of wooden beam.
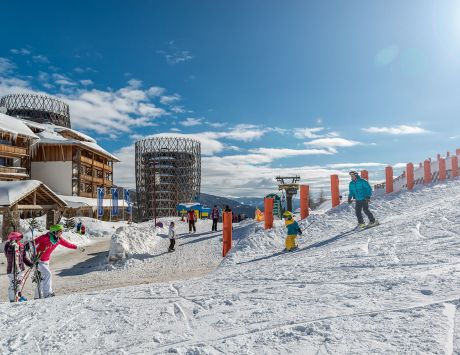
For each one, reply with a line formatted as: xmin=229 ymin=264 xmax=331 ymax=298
xmin=60 ymin=145 xmax=65 ymax=161
xmin=33 ymin=190 xmax=36 ymax=205
xmin=17 ymin=204 xmax=59 ymax=210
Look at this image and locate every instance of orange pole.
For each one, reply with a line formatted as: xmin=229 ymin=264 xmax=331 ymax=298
xmin=423 ymin=160 xmax=432 ymax=184
xmin=456 ymin=148 xmax=460 ymax=156
xmin=406 ymin=163 xmax=414 ymax=191
xmin=360 ymin=170 xmax=369 ymax=180
xmin=330 ymin=175 xmax=340 ymax=208
xmin=222 ymin=211 xmax=232 ymax=257
xmin=300 ymin=185 xmax=309 ymax=220
xmin=439 ymin=158 xmax=446 ymax=181
xmin=452 ymin=156 xmax=459 ymax=178
xmin=385 ymin=166 xmax=393 ymax=193
xmin=264 ymin=197 xmax=274 ymax=230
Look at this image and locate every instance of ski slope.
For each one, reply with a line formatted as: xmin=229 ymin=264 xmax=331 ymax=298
xmin=1 ymin=181 xmax=460 ymax=353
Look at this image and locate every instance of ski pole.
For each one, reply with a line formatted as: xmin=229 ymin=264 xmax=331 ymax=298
xmin=300 ymin=220 xmax=315 ymax=232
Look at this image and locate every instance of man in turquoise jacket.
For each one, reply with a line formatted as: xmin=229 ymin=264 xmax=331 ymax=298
xmin=348 ymin=171 xmax=378 ymax=229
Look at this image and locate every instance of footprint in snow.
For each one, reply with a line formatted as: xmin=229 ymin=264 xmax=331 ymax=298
xmin=420 ymin=289 xmax=433 ymax=296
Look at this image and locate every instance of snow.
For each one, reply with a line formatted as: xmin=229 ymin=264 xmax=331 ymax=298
xmin=1 ymin=180 xmax=460 ymax=353
xmin=21 ymin=120 xmax=119 ymax=161
xmin=0 ymin=113 xmax=39 ymax=140
xmin=59 ymin=194 xmax=125 ymax=208
xmin=0 ymin=180 xmax=42 ymax=206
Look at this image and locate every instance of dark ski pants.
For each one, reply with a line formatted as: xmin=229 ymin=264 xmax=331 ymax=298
xmin=169 ymin=239 xmax=175 ymax=251
xmin=355 ymin=200 xmax=375 ymax=225
xmin=212 ymin=218 xmax=218 ymax=231
xmin=189 ymin=221 xmax=196 ymax=232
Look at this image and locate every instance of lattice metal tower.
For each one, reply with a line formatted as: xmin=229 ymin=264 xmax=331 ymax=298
xmin=135 ymin=137 xmax=201 ymax=219
xmin=0 ymin=93 xmax=71 ymax=128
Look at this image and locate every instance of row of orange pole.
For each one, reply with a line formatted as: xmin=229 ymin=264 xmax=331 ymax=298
xmin=330 ymin=149 xmax=460 ymax=208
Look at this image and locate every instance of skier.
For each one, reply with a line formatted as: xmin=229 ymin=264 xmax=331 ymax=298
xmin=168 ymin=221 xmax=176 ymax=252
xmin=211 ymin=205 xmax=219 ymax=231
xmin=4 ymin=232 xmax=33 ymax=302
xmin=347 ymin=171 xmax=379 ymax=230
xmin=283 ymin=211 xmax=302 ymax=252
xmin=187 ymin=208 xmax=197 ymax=233
xmin=76 ymin=220 xmax=82 ymax=234
xmin=33 ymin=224 xmax=79 ymax=298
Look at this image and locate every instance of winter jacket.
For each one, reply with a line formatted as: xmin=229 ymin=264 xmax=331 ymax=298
xmin=348 ymin=176 xmax=372 ymax=201
xmin=168 ymin=226 xmax=175 ymax=240
xmin=34 ymin=232 xmax=77 ymax=262
xmin=211 ymin=208 xmax=219 ymax=219
xmin=285 ymin=219 xmax=302 ymax=236
xmin=187 ymin=210 xmax=197 ymax=222
xmin=4 ymin=241 xmax=33 ymax=274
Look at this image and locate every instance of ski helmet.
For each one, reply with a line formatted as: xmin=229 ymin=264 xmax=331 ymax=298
xmin=283 ymin=211 xmax=293 ymax=219
xmin=7 ymin=231 xmax=23 ymax=241
xmin=349 ymin=171 xmax=358 ymax=177
xmin=49 ymin=224 xmax=63 ymax=233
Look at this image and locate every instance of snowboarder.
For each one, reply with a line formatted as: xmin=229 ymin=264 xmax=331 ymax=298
xmin=168 ymin=221 xmax=176 ymax=252
xmin=283 ymin=211 xmax=302 ymax=252
xmin=33 ymin=224 xmax=79 ymax=298
xmin=348 ymin=171 xmax=379 ymax=230
xmin=4 ymin=232 xmax=33 ymax=302
xmin=187 ymin=208 xmax=197 ymax=233
xmin=211 ymin=205 xmax=219 ymax=231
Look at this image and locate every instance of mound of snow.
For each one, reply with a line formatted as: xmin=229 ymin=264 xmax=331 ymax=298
xmin=108 ymin=223 xmax=160 ymax=263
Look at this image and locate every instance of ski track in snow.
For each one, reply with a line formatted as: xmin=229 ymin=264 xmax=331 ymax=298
xmin=2 ymin=181 xmax=460 ymax=353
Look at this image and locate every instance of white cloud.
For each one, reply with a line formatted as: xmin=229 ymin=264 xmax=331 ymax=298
xmin=32 ymin=55 xmax=49 ymax=64
xmin=363 ymin=125 xmax=428 ymax=135
xmin=306 ymin=137 xmax=362 ymax=148
xmin=10 ymin=48 xmax=31 ymax=55
xmin=326 ymin=162 xmax=386 ymax=169
xmin=0 ymin=58 xmax=15 ymax=74
xmin=249 ymin=147 xmax=334 ymax=161
xmin=294 ymin=127 xmax=325 ymax=139
xmin=157 ymin=42 xmax=193 ymax=65
xmin=180 ymin=117 xmax=203 ymax=126
xmin=127 ymin=79 xmax=142 ymax=88
xmin=147 ymin=86 xmax=165 ymax=97
xmin=214 ymin=124 xmax=265 ymax=142
xmin=393 ymin=162 xmax=408 ymax=169
xmin=160 ymin=94 xmax=181 ymax=105
xmin=80 ymin=79 xmax=93 ymax=86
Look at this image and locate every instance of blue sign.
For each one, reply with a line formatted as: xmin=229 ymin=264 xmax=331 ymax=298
xmin=111 ymin=188 xmax=119 ymax=216
xmin=97 ymin=187 xmax=104 ymax=217
xmin=123 ymin=189 xmax=132 ymax=215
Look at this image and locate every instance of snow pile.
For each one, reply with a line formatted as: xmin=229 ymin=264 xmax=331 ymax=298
xmin=108 ymin=222 xmax=159 ymax=263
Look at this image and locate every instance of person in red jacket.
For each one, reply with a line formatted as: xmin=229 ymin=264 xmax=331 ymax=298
xmin=34 ymin=224 xmax=78 ymax=298
xmin=4 ymin=232 xmax=33 ymax=302
xmin=187 ymin=208 xmax=197 ymax=233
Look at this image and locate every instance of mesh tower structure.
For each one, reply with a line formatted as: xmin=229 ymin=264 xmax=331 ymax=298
xmin=0 ymin=93 xmax=71 ymax=128
xmin=135 ymin=137 xmax=201 ymax=219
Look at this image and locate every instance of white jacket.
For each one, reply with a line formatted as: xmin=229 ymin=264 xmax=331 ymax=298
xmin=168 ymin=226 xmax=175 ymax=239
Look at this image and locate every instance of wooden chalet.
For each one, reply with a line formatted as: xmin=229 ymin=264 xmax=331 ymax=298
xmin=24 ymin=122 xmax=120 ymax=199
xmin=0 ymin=113 xmax=39 ymax=181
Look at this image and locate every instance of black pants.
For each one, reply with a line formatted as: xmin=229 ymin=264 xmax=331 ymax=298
xmin=169 ymin=239 xmax=175 ymax=250
xmin=355 ymin=200 xmax=375 ymax=224
xmin=189 ymin=221 xmax=196 ymax=232
xmin=212 ymin=218 xmax=218 ymax=231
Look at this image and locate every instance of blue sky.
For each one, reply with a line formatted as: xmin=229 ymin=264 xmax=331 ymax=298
xmin=1 ymin=0 xmax=460 ymax=197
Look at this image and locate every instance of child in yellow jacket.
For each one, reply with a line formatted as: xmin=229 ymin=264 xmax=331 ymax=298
xmin=283 ymin=211 xmax=302 ymax=251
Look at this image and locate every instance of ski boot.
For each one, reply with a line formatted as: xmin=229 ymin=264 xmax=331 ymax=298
xmin=368 ymin=220 xmax=379 ymax=227
xmin=358 ymin=223 xmax=366 ymax=230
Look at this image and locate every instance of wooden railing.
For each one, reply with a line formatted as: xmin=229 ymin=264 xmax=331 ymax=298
xmin=0 ymin=144 xmax=27 ymax=157
xmin=80 ymin=156 xmax=112 ymax=171
xmin=0 ymin=166 xmax=28 ymax=176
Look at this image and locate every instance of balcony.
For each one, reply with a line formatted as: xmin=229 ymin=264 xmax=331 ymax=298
xmin=80 ymin=156 xmax=112 ymax=171
xmin=0 ymin=144 xmax=27 ymax=158
xmin=0 ymin=166 xmax=29 ymax=179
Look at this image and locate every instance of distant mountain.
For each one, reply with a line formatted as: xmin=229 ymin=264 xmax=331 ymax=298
xmin=199 ymin=193 xmax=256 ymax=218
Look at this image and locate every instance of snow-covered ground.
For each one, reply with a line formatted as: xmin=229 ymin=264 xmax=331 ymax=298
xmin=1 ymin=180 xmax=460 ymax=353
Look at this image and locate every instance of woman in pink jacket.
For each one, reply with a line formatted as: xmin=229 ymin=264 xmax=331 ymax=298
xmin=34 ymin=224 xmax=78 ymax=298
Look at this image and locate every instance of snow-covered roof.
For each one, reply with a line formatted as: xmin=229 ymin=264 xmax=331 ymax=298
xmin=0 ymin=113 xmax=39 ymax=140
xmin=0 ymin=180 xmax=66 ymax=207
xmin=21 ymin=120 xmax=119 ymax=162
xmin=59 ymin=195 xmax=126 ymax=208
